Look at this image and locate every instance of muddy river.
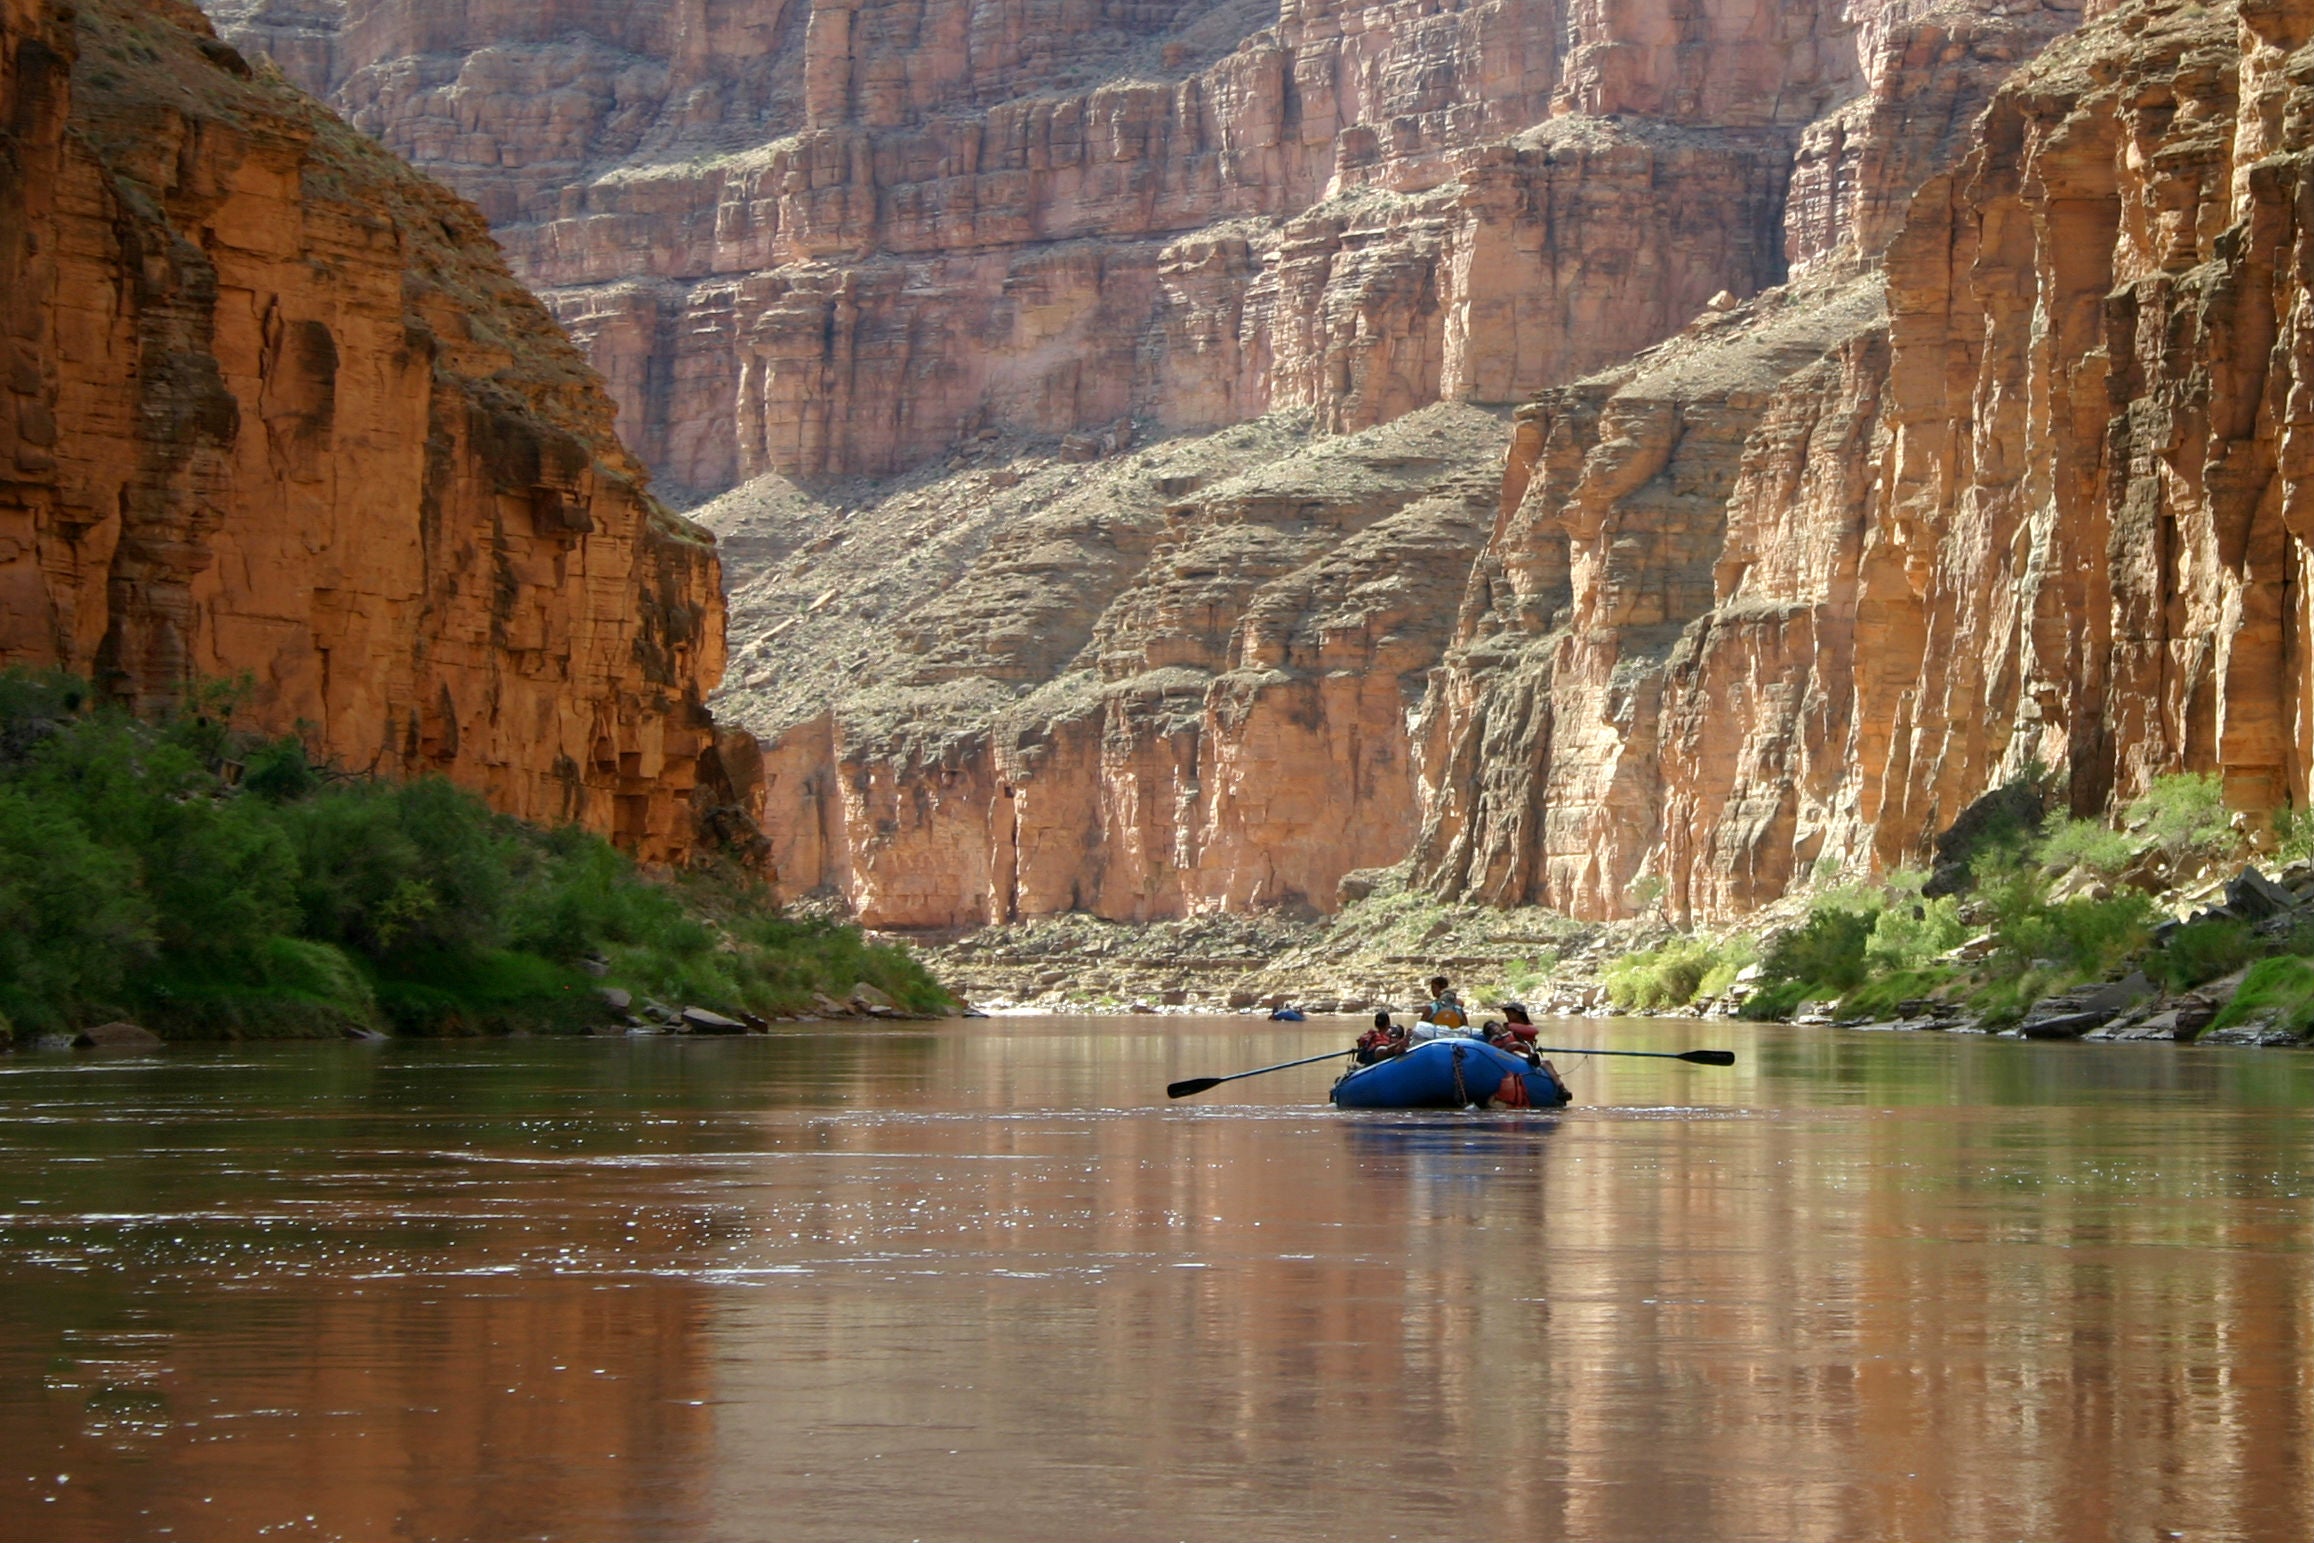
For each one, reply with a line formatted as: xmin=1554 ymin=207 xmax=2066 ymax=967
xmin=2 ymin=1017 xmax=2310 ymax=1541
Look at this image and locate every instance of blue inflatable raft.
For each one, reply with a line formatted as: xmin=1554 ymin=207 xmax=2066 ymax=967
xmin=1330 ymin=1036 xmax=1571 ymax=1110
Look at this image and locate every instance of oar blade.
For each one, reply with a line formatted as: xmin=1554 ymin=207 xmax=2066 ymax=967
xmin=1679 ymin=1049 xmax=1736 ymax=1066
xmin=1167 ymin=1077 xmax=1224 ymax=1099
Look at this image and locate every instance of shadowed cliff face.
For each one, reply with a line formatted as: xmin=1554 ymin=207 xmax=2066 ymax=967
xmin=206 ymin=0 xmax=2066 ymax=495
xmin=1 ymin=0 xmax=724 ymax=862
xmin=1420 ymin=0 xmax=2314 ymax=924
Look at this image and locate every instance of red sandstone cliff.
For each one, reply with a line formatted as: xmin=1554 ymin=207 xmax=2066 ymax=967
xmin=211 ymin=0 xmax=2035 ymax=495
xmin=1419 ymin=0 xmax=2314 ymax=923
xmin=704 ymin=403 xmax=1510 ymax=924
xmin=222 ymin=0 xmax=2306 ymax=936
xmin=2 ymin=0 xmax=724 ymax=861
xmin=667 ymin=0 xmax=2083 ymax=928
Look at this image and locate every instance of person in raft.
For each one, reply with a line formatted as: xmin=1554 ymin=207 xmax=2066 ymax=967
xmin=1354 ymin=1009 xmax=1409 ymax=1065
xmin=1471 ymin=1001 xmax=1563 ymax=1083
xmin=1411 ymin=976 xmax=1468 ymax=1038
xmin=1490 ymin=1001 xmax=1539 ymax=1046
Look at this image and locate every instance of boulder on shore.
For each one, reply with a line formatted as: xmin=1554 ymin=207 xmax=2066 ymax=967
xmin=2224 ymin=866 xmax=2297 ymax=923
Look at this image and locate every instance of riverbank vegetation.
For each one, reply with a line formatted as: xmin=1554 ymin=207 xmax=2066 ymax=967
xmin=0 ymin=670 xmax=949 ymax=1043
xmin=1600 ymin=771 xmax=2314 ymax=1034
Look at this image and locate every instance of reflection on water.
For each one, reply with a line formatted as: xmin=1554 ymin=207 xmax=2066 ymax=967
xmin=1 ymin=1020 xmax=2310 ymax=1541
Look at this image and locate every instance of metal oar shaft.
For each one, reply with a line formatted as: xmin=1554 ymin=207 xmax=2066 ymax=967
xmin=1530 ymin=1046 xmax=1735 ymax=1065
xmin=1167 ymin=1048 xmax=1348 ymax=1098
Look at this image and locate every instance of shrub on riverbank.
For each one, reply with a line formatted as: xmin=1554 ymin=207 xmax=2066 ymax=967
xmin=2152 ymin=917 xmax=2260 ymax=990
xmin=0 ymin=670 xmax=950 ymax=1041
xmin=1735 ymin=863 xmax=2160 ymax=1025
xmin=1601 ymin=935 xmax=1756 ymax=1011
xmin=2209 ymin=956 xmax=2314 ymax=1038
xmin=1602 ymin=938 xmax=1718 ymax=1010
xmin=1719 ymin=774 xmax=2284 ymax=1027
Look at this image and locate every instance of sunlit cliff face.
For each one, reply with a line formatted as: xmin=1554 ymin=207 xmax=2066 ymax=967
xmin=2 ymin=0 xmax=725 ymax=862
xmin=1420 ymin=0 xmax=2314 ymax=924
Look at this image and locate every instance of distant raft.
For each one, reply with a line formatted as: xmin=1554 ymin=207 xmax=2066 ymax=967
xmin=1330 ymin=1036 xmax=1571 ymax=1111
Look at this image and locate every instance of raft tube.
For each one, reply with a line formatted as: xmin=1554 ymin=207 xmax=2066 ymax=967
xmin=1330 ymin=1036 xmax=1571 ymax=1110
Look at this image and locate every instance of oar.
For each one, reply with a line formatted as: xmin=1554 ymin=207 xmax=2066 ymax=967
xmin=1531 ymin=1046 xmax=1735 ymax=1065
xmin=1167 ymin=1049 xmax=1348 ymax=1099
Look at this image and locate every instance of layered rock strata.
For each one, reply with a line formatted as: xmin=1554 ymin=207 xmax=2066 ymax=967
xmin=703 ymin=403 xmax=1507 ymax=925
xmin=198 ymin=0 xmax=2192 ymax=930
xmin=679 ymin=0 xmax=2077 ymax=927
xmin=1 ymin=0 xmax=723 ymax=861
xmin=205 ymin=0 xmax=2049 ymax=495
xmin=1418 ymin=0 xmax=2314 ymax=923
xmin=187 ymin=0 xmax=2130 ymax=927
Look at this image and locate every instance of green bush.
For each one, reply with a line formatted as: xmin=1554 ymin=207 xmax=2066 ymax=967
xmin=0 ymin=787 xmax=153 ymax=1032
xmin=1502 ymin=950 xmax=1560 ymax=999
xmin=1738 ymin=978 xmax=1813 ymax=1021
xmin=1839 ymin=966 xmax=1958 ymax=1020
xmin=2275 ymin=806 xmax=2314 ymax=864
xmin=1926 ymin=776 xmax=2045 ymax=895
xmin=1865 ymin=894 xmax=1968 ymax=972
xmin=371 ymin=947 xmax=597 ymax=1036
xmin=241 ymin=736 xmax=322 ymax=803
xmin=1643 ymin=785 xmax=2247 ymax=1031
xmin=137 ymin=936 xmax=379 ymax=1039
xmin=2127 ymin=772 xmax=2234 ymax=865
xmin=279 ymin=776 xmax=512 ymax=961
xmin=2210 ymin=956 xmax=2314 ymax=1040
xmin=2037 ymin=815 xmax=2137 ymax=876
xmin=1993 ymin=892 xmax=2155 ymax=980
xmin=1696 ymin=936 xmax=1758 ymax=1000
xmin=1943 ymin=851 xmax=2160 ymax=1023
xmin=1761 ymin=905 xmax=1878 ymax=994
xmin=2154 ymin=917 xmax=2259 ymax=990
xmin=1965 ymin=966 xmax=2074 ymax=1029
xmin=0 ymin=670 xmax=952 ymax=1039
xmin=1603 ymin=937 xmax=1719 ymax=1010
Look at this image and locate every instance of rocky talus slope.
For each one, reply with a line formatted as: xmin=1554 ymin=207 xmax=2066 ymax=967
xmin=2 ymin=0 xmax=725 ymax=860
xmin=700 ymin=402 xmax=1512 ymax=925
xmin=1418 ymin=0 xmax=2314 ymax=924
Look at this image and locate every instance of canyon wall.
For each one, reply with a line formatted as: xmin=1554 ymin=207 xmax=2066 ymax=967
xmin=1 ymin=0 xmax=724 ymax=862
xmin=674 ymin=0 xmax=2081 ymax=928
xmin=224 ymin=0 xmax=2314 ymax=938
xmin=1417 ymin=0 xmax=2314 ymax=923
xmin=703 ymin=403 xmax=1508 ymax=925
xmin=209 ymin=0 xmax=2011 ymax=496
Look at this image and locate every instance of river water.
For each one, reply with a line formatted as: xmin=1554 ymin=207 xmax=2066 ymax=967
xmin=1 ymin=1017 xmax=2310 ymax=1542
